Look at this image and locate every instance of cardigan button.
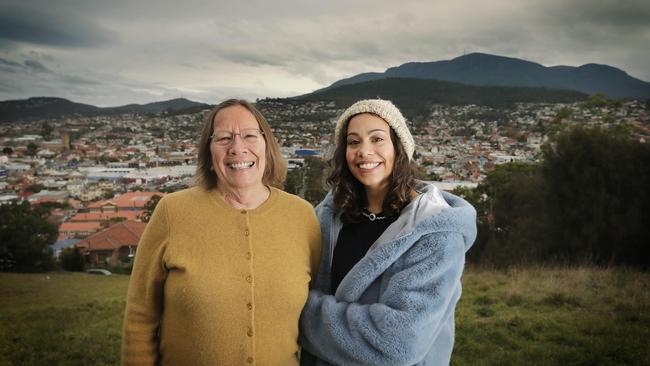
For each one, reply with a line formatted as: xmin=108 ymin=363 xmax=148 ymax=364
xmin=247 ymin=302 xmax=252 ymax=310
xmin=244 ymin=229 xmax=250 ymax=236
xmin=247 ymin=328 xmax=253 ymax=337
xmin=245 ymin=252 xmax=252 ymax=260
xmin=247 ymin=356 xmax=253 ymax=363
xmin=241 ymin=210 xmax=247 ymax=214
xmin=246 ymin=275 xmax=252 ymax=283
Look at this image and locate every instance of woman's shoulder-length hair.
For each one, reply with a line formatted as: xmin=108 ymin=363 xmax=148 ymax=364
xmin=327 ymin=112 xmax=416 ymax=223
xmin=195 ymin=98 xmax=287 ymax=190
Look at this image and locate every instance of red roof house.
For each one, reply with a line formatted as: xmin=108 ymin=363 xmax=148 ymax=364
xmin=75 ymin=220 xmax=146 ymax=268
xmin=59 ymin=222 xmax=103 ymax=239
xmin=87 ymin=191 xmax=163 ymax=212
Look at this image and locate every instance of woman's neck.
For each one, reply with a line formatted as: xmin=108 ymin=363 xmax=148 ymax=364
xmin=217 ymin=184 xmax=270 ymax=210
xmin=365 ymin=185 xmax=388 ymax=214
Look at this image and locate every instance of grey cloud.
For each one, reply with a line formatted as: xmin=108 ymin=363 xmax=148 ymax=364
xmin=0 ymin=58 xmax=22 ymax=67
xmin=179 ymin=62 xmax=199 ymax=69
xmin=0 ymin=79 xmax=23 ymax=93
xmin=24 ymin=59 xmax=51 ymax=73
xmin=0 ymin=5 xmax=113 ymax=48
xmin=0 ymin=57 xmax=53 ymax=74
xmin=1 ymin=0 xmax=649 ymax=105
xmin=59 ymin=75 xmax=100 ymax=86
xmin=213 ymin=47 xmax=287 ymax=67
xmin=0 ymin=67 xmax=16 ymax=74
xmin=13 ymin=0 xmax=378 ymax=22
xmin=544 ymin=0 xmax=650 ymax=28
xmin=24 ymin=50 xmax=56 ymax=62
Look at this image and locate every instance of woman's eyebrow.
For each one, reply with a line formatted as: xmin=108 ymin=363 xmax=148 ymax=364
xmin=347 ymin=129 xmax=388 ymax=136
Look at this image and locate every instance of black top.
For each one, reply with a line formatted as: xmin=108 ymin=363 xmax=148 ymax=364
xmin=330 ymin=211 xmax=398 ymax=293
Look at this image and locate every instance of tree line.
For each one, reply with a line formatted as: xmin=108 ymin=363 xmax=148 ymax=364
xmin=456 ymin=126 xmax=650 ymax=267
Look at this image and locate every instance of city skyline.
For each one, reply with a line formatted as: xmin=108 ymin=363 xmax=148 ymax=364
xmin=1 ymin=0 xmax=649 ymax=107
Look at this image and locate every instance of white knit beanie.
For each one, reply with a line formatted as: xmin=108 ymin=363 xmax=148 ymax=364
xmin=334 ymin=99 xmax=415 ymax=160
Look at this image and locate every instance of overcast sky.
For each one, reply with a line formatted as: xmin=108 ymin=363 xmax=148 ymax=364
xmin=1 ymin=0 xmax=648 ymax=107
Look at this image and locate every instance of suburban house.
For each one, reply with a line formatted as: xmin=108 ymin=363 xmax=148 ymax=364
xmin=87 ymin=191 xmax=163 ymax=213
xmin=58 ymin=191 xmax=162 ymax=240
xmin=68 ymin=210 xmax=140 ymax=223
xmin=75 ymin=220 xmax=146 ymax=268
xmin=58 ymin=221 xmax=103 ymax=239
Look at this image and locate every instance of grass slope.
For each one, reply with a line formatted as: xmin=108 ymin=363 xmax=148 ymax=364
xmin=455 ymin=267 xmax=650 ymax=365
xmin=0 ymin=267 xmax=648 ymax=365
xmin=0 ymin=273 xmax=128 ymax=366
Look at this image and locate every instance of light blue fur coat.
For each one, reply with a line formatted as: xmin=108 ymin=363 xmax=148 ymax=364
xmin=300 ymin=182 xmax=477 ymax=366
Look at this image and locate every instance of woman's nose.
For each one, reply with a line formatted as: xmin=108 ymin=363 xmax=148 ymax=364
xmin=357 ymin=142 xmax=373 ymax=156
xmin=228 ymin=134 xmax=246 ymax=153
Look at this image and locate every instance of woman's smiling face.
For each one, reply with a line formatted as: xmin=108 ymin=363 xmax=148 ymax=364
xmin=210 ymin=105 xmax=267 ymax=193
xmin=345 ymin=113 xmax=395 ymax=193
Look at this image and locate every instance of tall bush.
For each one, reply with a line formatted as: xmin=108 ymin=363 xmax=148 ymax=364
xmin=0 ymin=202 xmax=57 ymax=271
xmin=60 ymin=247 xmax=85 ymax=272
xmin=541 ymin=127 xmax=650 ymax=266
xmin=459 ymin=126 xmax=650 ymax=267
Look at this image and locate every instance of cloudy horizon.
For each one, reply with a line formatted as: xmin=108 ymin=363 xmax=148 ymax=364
xmin=1 ymin=0 xmax=648 ymax=107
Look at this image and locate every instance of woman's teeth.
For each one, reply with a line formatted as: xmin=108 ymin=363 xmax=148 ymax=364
xmin=228 ymin=162 xmax=254 ymax=170
xmin=358 ymin=162 xmax=380 ymax=169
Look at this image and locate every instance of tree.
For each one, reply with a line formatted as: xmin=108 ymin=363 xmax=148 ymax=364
xmin=552 ymin=106 xmax=573 ymax=123
xmin=583 ymin=93 xmax=622 ymax=110
xmin=24 ymin=184 xmax=44 ymax=193
xmin=461 ymin=162 xmax=547 ymax=266
xmin=60 ymin=246 xmax=84 ymax=271
xmin=41 ymin=122 xmax=53 ymax=139
xmin=139 ymin=195 xmax=163 ymax=223
xmin=0 ymin=202 xmax=58 ymax=272
xmin=26 ymin=142 xmax=38 ymax=157
xmin=303 ymin=157 xmax=328 ymax=205
xmin=541 ymin=126 xmax=650 ymax=266
xmin=462 ymin=126 xmax=650 ymax=268
xmin=284 ymin=168 xmax=303 ymax=196
xmin=102 ymin=189 xmax=115 ymax=200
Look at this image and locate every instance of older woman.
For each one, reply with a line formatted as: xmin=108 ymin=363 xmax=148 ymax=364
xmin=300 ymin=99 xmax=476 ymax=365
xmin=122 ymin=99 xmax=321 ymax=365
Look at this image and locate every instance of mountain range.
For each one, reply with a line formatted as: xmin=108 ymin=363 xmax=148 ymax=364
xmin=312 ymin=53 xmax=650 ymax=99
xmin=1 ymin=52 xmax=648 ymax=123
xmin=0 ymin=97 xmax=210 ymax=123
xmin=297 ymin=78 xmax=587 ymax=119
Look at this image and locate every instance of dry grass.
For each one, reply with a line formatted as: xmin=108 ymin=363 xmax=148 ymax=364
xmin=455 ymin=266 xmax=650 ymax=365
xmin=0 ymin=272 xmax=129 ymax=366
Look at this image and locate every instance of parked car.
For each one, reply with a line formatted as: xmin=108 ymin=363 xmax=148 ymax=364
xmin=85 ymin=268 xmax=112 ymax=276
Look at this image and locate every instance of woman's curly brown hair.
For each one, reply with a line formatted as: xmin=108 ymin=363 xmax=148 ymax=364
xmin=327 ymin=113 xmax=416 ymax=223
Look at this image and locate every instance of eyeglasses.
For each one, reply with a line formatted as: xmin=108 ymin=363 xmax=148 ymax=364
xmin=210 ymin=129 xmax=265 ymax=146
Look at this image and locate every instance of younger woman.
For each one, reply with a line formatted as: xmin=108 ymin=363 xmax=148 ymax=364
xmin=300 ymin=99 xmax=476 ymax=365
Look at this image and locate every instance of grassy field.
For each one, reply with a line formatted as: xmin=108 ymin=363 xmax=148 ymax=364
xmin=0 ymin=267 xmax=648 ymax=366
xmin=0 ymin=272 xmax=128 ymax=366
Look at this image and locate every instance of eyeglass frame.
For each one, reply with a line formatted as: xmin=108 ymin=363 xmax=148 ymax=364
xmin=209 ymin=128 xmax=265 ymax=146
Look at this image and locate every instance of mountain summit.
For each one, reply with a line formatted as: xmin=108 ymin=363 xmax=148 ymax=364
xmin=320 ymin=53 xmax=650 ymax=99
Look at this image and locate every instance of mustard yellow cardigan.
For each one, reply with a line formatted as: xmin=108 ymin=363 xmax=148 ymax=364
xmin=122 ymin=186 xmax=321 ymax=366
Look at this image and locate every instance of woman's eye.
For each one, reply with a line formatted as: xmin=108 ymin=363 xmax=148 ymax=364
xmin=347 ymin=140 xmax=359 ymax=145
xmin=371 ymin=136 xmax=384 ymax=143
